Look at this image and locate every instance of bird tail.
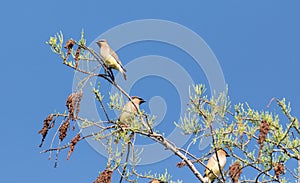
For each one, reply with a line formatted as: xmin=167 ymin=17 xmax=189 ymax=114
xmin=120 ymin=68 xmax=127 ymax=80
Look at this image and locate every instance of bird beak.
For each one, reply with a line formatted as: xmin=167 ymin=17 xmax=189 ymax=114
xmin=96 ymin=41 xmax=101 ymax=47
xmin=140 ymin=99 xmax=146 ymax=104
xmin=222 ymin=149 xmax=229 ymax=157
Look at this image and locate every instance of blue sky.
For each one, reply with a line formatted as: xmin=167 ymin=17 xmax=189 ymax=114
xmin=1 ymin=1 xmax=300 ymax=182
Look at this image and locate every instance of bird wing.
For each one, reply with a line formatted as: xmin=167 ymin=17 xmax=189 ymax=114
xmin=204 ymin=155 xmax=219 ymax=180
xmin=110 ymin=48 xmax=127 ymax=72
xmin=119 ymin=101 xmax=136 ymax=124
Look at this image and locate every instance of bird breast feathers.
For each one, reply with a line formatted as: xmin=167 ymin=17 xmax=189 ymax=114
xmin=212 ymin=153 xmax=226 ymax=167
xmin=103 ymin=55 xmax=118 ymax=67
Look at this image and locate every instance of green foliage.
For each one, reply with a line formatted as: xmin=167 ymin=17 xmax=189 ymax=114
xmin=109 ymin=92 xmax=125 ymax=111
xmin=46 ymin=31 xmax=64 ymax=58
xmin=42 ymin=31 xmax=300 ymax=183
xmin=175 ymin=84 xmax=300 ymax=182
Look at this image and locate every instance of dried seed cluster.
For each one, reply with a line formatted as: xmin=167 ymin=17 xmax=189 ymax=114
xmin=229 ymin=161 xmax=242 ymax=183
xmin=75 ymin=47 xmax=81 ymax=68
xmin=63 ymin=38 xmax=81 ymax=68
xmin=38 ymin=114 xmax=54 ymax=147
xmin=273 ymin=162 xmax=285 ymax=178
xmin=64 ymin=39 xmax=75 ymax=62
xmin=257 ymin=120 xmax=270 ymax=158
xmin=64 ymin=39 xmax=75 ymax=50
xmin=176 ymin=161 xmax=185 ymax=168
xmin=66 ymin=93 xmax=76 ymax=121
xmin=67 ymin=133 xmax=81 ymax=160
xmin=59 ymin=91 xmax=83 ymax=141
xmin=66 ymin=91 xmax=83 ymax=121
xmin=93 ymin=169 xmax=113 ymax=183
xmin=258 ymin=120 xmax=270 ymax=144
xmin=58 ymin=119 xmax=70 ymax=141
xmin=39 ymin=91 xmax=83 ymax=164
xmin=75 ymin=91 xmax=83 ymax=119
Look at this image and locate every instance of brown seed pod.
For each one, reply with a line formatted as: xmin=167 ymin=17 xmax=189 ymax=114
xmin=258 ymin=120 xmax=270 ymax=144
xmin=64 ymin=39 xmax=75 ymax=50
xmin=66 ymin=92 xmax=83 ymax=121
xmin=75 ymin=47 xmax=81 ymax=68
xmin=64 ymin=39 xmax=75 ymax=63
xmin=58 ymin=119 xmax=70 ymax=141
xmin=257 ymin=120 xmax=270 ymax=159
xmin=93 ymin=169 xmax=113 ymax=183
xmin=229 ymin=161 xmax=242 ymax=183
xmin=67 ymin=133 xmax=81 ymax=160
xmin=38 ymin=114 xmax=54 ymax=147
xmin=75 ymin=91 xmax=83 ymax=119
xmin=66 ymin=93 xmax=76 ymax=121
xmin=273 ymin=162 xmax=285 ymax=178
xmin=176 ymin=161 xmax=185 ymax=168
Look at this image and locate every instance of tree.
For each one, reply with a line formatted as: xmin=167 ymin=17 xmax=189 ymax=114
xmin=39 ymin=31 xmax=300 ymax=183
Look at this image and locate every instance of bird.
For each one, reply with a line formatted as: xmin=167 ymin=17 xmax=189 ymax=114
xmin=203 ymin=149 xmax=229 ymax=183
xmin=119 ymin=96 xmax=146 ymax=126
xmin=96 ymin=39 xmax=127 ymax=80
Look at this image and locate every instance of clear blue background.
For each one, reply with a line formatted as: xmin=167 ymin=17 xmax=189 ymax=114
xmin=1 ymin=1 xmax=300 ymax=182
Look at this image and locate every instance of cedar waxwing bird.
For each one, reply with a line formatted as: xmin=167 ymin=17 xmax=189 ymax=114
xmin=203 ymin=149 xmax=229 ymax=183
xmin=119 ymin=96 xmax=146 ymax=126
xmin=96 ymin=39 xmax=127 ymax=80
